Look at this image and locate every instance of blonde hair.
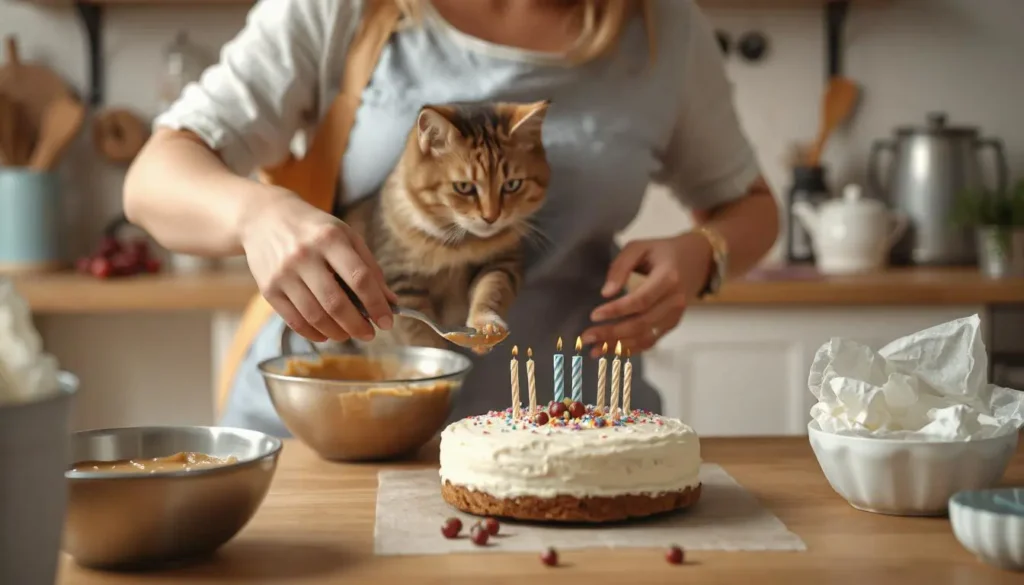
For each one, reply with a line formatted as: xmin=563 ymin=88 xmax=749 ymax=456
xmin=393 ymin=0 xmax=656 ymax=66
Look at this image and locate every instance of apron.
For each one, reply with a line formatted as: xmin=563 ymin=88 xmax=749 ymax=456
xmin=216 ymin=0 xmax=658 ymax=417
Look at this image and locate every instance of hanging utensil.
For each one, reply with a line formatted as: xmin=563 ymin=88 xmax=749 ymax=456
xmin=0 ymin=36 xmax=74 ymax=160
xmin=0 ymin=94 xmax=15 ymax=165
xmin=805 ymin=76 xmax=859 ymax=166
xmin=28 ymin=96 xmax=85 ymax=172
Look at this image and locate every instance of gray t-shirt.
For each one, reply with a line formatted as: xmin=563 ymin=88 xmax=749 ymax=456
xmin=157 ymin=0 xmax=761 ymax=436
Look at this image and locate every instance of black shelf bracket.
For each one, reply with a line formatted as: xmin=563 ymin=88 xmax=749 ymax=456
xmin=74 ymin=2 xmax=105 ymax=107
xmin=826 ymin=0 xmax=851 ymax=79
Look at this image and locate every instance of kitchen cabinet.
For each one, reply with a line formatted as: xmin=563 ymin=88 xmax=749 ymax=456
xmin=647 ymin=306 xmax=986 ymax=436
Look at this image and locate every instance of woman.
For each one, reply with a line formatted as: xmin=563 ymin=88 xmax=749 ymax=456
xmin=125 ymin=0 xmax=778 ymax=435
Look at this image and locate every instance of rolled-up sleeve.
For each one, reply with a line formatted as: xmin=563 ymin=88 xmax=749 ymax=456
xmin=653 ymin=5 xmax=762 ymax=212
xmin=154 ymin=0 xmax=340 ymax=176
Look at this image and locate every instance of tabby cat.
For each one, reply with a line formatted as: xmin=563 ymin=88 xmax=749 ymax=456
xmin=342 ymin=100 xmax=551 ymax=350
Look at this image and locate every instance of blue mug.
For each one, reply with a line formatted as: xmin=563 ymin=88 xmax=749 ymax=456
xmin=0 ymin=169 xmax=63 ymax=272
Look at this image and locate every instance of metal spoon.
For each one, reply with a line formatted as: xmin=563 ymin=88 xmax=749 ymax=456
xmin=333 ymin=275 xmax=507 ymax=351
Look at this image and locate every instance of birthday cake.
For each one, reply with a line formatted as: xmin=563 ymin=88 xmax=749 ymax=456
xmin=439 ymin=402 xmax=702 ymax=523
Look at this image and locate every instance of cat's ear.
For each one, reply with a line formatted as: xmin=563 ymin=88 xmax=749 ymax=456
xmin=417 ymin=106 xmax=458 ymax=156
xmin=508 ymin=100 xmax=550 ymax=142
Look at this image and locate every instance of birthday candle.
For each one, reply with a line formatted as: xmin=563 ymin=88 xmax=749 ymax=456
xmin=527 ymin=348 xmax=537 ymax=415
xmin=596 ymin=342 xmax=608 ymax=411
xmin=623 ymin=349 xmax=633 ymax=414
xmin=571 ymin=336 xmax=583 ymax=403
xmin=553 ymin=337 xmax=565 ymax=403
xmin=610 ymin=341 xmax=622 ymax=416
xmin=511 ymin=346 xmax=521 ymax=418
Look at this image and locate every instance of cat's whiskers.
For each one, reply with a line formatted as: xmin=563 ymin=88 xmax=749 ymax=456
xmin=513 ymin=219 xmax=553 ymax=251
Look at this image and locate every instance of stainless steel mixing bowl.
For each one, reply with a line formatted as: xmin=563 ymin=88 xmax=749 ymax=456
xmin=258 ymin=345 xmax=472 ymax=461
xmin=63 ymin=426 xmax=281 ymax=569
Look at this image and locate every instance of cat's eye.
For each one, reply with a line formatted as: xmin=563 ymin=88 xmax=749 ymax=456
xmin=453 ymin=182 xmax=477 ymax=196
xmin=502 ymin=179 xmax=523 ymax=194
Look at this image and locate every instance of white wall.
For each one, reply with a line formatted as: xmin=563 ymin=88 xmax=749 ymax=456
xmin=4 ymin=0 xmax=1022 ymax=429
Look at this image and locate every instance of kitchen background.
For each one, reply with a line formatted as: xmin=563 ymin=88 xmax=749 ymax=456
xmin=3 ymin=0 xmax=1023 ymax=433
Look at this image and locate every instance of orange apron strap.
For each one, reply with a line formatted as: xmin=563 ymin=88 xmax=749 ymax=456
xmin=215 ymin=0 xmax=403 ymax=416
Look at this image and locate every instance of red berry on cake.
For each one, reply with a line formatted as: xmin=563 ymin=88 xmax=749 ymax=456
xmin=666 ymin=545 xmax=685 ymax=565
xmin=534 ymin=411 xmax=550 ymax=425
xmin=441 ymin=517 xmax=462 ymax=539
xmin=540 ymin=547 xmax=558 ymax=566
xmin=549 ymin=401 xmax=567 ymax=418
xmin=470 ymin=524 xmax=489 ymax=546
xmin=483 ymin=517 xmax=500 ymax=535
xmin=569 ymin=401 xmax=586 ymax=419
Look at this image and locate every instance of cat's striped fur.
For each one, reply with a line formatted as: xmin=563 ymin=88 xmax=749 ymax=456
xmin=342 ymin=101 xmax=550 ymax=350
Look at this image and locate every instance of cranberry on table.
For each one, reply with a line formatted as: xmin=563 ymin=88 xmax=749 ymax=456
xmin=548 ymin=401 xmax=567 ymax=418
xmin=441 ymin=517 xmax=462 ymax=539
xmin=568 ymin=401 xmax=586 ymax=419
xmin=540 ymin=547 xmax=558 ymax=566
xmin=666 ymin=545 xmax=685 ymax=565
xmin=483 ymin=517 xmax=500 ymax=536
xmin=470 ymin=524 xmax=489 ymax=546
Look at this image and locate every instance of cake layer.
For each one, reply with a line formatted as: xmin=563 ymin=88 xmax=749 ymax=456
xmin=442 ymin=480 xmax=702 ymax=523
xmin=439 ymin=409 xmax=701 ymax=499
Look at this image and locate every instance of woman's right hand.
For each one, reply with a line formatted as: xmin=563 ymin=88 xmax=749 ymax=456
xmin=239 ymin=189 xmax=396 ymax=343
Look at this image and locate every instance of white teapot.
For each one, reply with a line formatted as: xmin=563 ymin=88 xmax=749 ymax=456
xmin=792 ymin=184 xmax=908 ymax=275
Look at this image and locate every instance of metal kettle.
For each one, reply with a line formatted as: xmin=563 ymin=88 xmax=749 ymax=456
xmin=868 ymin=112 xmax=1008 ymax=265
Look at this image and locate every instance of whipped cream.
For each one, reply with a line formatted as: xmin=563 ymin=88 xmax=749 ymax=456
xmin=808 ymin=314 xmax=1024 ymax=441
xmin=0 ymin=278 xmax=60 ymax=405
xmin=439 ymin=409 xmax=701 ymax=499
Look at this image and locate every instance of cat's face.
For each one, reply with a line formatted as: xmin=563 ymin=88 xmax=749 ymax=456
xmin=402 ymin=101 xmax=551 ymax=240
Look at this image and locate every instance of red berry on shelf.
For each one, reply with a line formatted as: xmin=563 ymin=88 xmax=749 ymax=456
xmin=98 ymin=236 xmax=121 ymax=258
xmin=441 ymin=517 xmax=462 ymax=539
xmin=569 ymin=401 xmax=586 ymax=419
xmin=89 ymin=257 xmax=112 ymax=279
xmin=483 ymin=517 xmax=500 ymax=536
xmin=666 ymin=545 xmax=684 ymax=565
xmin=540 ymin=547 xmax=558 ymax=567
xmin=144 ymin=258 xmax=161 ymax=273
xmin=533 ymin=411 xmax=550 ymax=426
xmin=549 ymin=401 xmax=567 ymax=418
xmin=470 ymin=524 xmax=489 ymax=546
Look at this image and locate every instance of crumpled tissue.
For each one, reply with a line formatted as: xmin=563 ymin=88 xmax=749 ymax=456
xmin=808 ymin=314 xmax=1024 ymax=440
xmin=0 ymin=278 xmax=60 ymax=405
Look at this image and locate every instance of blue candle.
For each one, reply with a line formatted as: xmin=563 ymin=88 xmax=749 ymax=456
xmin=571 ymin=336 xmax=583 ymax=403
xmin=553 ymin=337 xmax=565 ymax=403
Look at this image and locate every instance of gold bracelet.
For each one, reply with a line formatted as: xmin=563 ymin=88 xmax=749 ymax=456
xmin=692 ymin=225 xmax=729 ymax=298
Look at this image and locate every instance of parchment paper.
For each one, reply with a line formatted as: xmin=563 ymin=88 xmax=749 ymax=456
xmin=374 ymin=465 xmax=806 ymax=555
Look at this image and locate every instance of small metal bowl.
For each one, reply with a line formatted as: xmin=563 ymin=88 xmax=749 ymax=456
xmin=258 ymin=345 xmax=472 ymax=461
xmin=63 ymin=426 xmax=281 ymax=570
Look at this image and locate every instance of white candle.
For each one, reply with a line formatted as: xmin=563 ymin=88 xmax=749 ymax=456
xmin=511 ymin=345 xmax=520 ymax=418
xmin=596 ymin=342 xmax=608 ymax=411
xmin=610 ymin=341 xmax=622 ymax=416
xmin=527 ymin=347 xmax=537 ymax=415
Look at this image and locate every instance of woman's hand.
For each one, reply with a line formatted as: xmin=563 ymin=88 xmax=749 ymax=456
xmin=581 ymin=232 xmax=713 ymax=357
xmin=239 ymin=189 xmax=396 ymax=343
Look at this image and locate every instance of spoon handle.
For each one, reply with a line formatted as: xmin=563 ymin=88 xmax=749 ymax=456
xmin=334 ymin=273 xmax=398 ymax=321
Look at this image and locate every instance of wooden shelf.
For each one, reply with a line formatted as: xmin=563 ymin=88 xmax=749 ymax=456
xmin=12 ymin=267 xmax=1024 ymax=315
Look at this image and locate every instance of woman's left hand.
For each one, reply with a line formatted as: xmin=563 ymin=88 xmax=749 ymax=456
xmin=581 ymin=232 xmax=713 ymax=358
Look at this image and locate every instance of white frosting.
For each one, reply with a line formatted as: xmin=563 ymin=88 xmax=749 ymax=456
xmin=439 ymin=409 xmax=701 ymax=499
xmin=0 ymin=278 xmax=60 ymax=405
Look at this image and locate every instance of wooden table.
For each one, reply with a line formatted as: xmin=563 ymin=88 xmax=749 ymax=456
xmin=58 ymin=437 xmax=1024 ymax=585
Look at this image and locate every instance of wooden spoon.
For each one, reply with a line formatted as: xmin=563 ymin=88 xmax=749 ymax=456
xmin=28 ymin=96 xmax=85 ymax=171
xmin=805 ymin=76 xmax=859 ymax=167
xmin=0 ymin=36 xmax=73 ymax=156
xmin=0 ymin=93 xmax=15 ymax=165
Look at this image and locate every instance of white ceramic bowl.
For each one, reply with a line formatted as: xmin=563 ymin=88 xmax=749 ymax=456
xmin=808 ymin=421 xmax=1018 ymax=516
xmin=950 ymin=489 xmax=1024 ymax=572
